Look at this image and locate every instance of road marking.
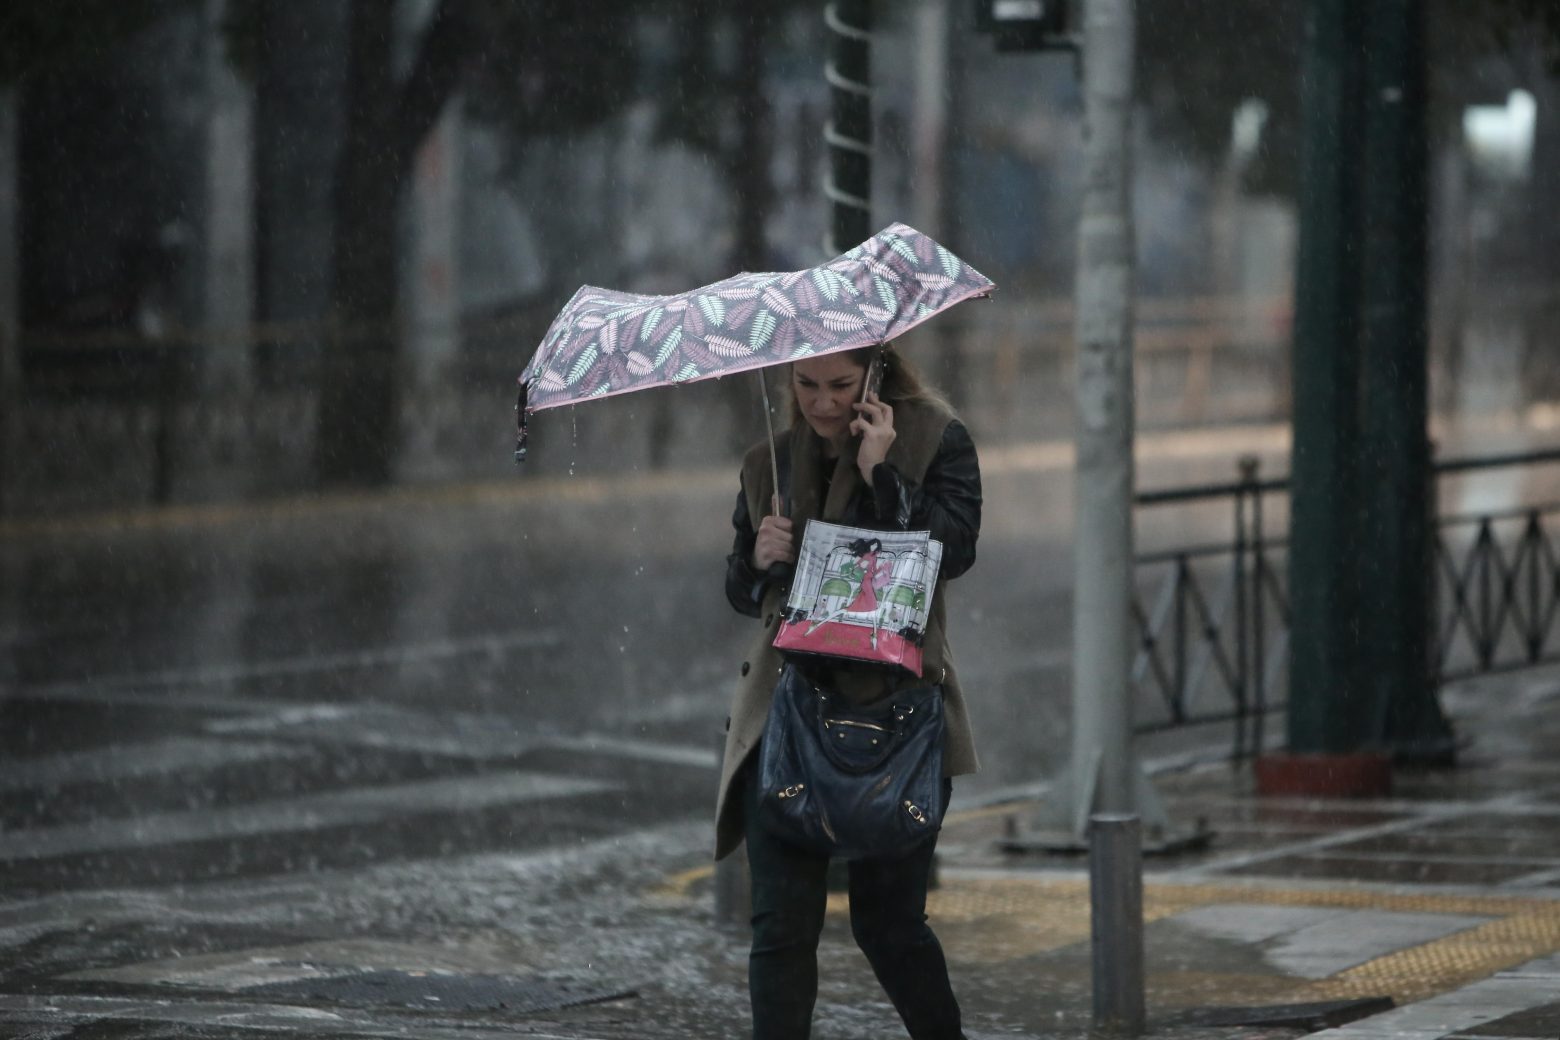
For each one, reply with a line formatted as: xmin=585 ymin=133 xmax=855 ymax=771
xmin=0 ymin=737 xmax=309 ymax=792
xmin=545 ymin=735 xmax=719 ymax=770
xmin=201 ymin=703 xmax=719 ymax=769
xmin=2 ymin=772 xmax=617 ymax=862
xmin=0 ymin=993 xmax=575 ymax=1039
xmin=20 ymin=630 xmax=563 ymax=701
xmin=63 ymin=936 xmax=547 ymax=987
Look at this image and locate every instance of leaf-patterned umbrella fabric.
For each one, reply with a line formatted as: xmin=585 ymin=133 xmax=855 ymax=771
xmin=518 ymin=223 xmax=993 ymax=417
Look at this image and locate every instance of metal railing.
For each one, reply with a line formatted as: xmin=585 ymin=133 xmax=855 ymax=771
xmin=1130 ymin=445 xmax=1560 ymax=760
xmin=1130 ymin=458 xmax=1290 ymax=759
xmin=1435 ymin=512 xmax=1560 ymax=681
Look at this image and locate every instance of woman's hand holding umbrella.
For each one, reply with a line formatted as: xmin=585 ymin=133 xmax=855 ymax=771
xmin=753 ymin=501 xmax=797 ymax=572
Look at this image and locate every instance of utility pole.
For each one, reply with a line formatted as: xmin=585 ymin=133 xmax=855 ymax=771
xmin=1063 ymin=0 xmax=1166 ymax=842
xmin=1359 ymin=0 xmax=1453 ymax=762
xmin=1070 ymin=0 xmax=1139 ymax=830
xmin=1004 ymin=0 xmax=1185 ymax=851
xmin=912 ymin=0 xmax=973 ymax=410
xmin=1261 ymin=0 xmax=1452 ymax=795
xmin=1258 ymin=0 xmax=1377 ymax=795
xmin=825 ymin=0 xmax=871 ymax=254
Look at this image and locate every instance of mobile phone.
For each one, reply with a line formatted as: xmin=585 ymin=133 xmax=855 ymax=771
xmin=861 ymin=351 xmax=884 ymax=403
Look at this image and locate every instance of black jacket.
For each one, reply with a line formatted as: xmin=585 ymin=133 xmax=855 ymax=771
xmin=724 ymin=418 xmax=982 ymax=617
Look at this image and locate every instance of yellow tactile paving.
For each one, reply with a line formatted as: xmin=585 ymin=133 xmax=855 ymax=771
xmin=660 ymin=868 xmax=1560 ymax=1008
xmin=906 ymin=876 xmax=1560 ymax=1005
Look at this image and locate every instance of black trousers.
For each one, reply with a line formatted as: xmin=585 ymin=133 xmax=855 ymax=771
xmin=743 ymin=764 xmax=963 ymax=1040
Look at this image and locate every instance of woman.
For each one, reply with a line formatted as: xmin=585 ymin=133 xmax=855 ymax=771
xmin=716 ymin=342 xmax=982 ymax=1040
xmin=842 ymin=537 xmax=890 ymax=614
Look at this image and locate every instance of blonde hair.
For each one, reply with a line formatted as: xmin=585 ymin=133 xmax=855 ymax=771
xmin=786 ymin=343 xmax=951 ymax=424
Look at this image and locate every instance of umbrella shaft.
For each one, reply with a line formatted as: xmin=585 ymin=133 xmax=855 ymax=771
xmin=758 ymin=369 xmax=784 ymax=517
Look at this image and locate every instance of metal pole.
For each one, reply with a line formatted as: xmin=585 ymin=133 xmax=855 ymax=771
xmin=1286 ymin=0 xmax=1367 ymax=754
xmin=1090 ymin=813 xmax=1145 ymax=1035
xmin=824 ymin=0 xmax=872 ymax=255
xmin=1007 ymin=0 xmax=1189 ymax=855
xmin=1358 ymin=0 xmax=1453 ymax=762
xmin=1068 ymin=0 xmax=1144 ymax=830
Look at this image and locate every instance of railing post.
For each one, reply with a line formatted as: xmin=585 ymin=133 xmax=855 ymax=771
xmin=1527 ymin=511 xmax=1542 ymax=662
xmin=1250 ymin=457 xmax=1268 ymax=757
xmin=1478 ymin=520 xmax=1494 ymax=669
xmin=1427 ymin=439 xmax=1443 ymax=687
xmin=1235 ymin=455 xmax=1258 ymax=760
xmin=1173 ymin=555 xmax=1188 ymax=723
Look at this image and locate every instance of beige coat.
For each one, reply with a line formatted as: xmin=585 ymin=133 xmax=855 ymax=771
xmin=713 ymin=397 xmax=980 ymax=860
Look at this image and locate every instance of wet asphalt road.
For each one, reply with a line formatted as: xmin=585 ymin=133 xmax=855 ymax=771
xmin=0 ymin=424 xmax=1340 ymax=1036
xmin=6 ymin=421 xmax=1558 ymax=1037
xmin=2 ymin=433 xmax=1177 ymax=894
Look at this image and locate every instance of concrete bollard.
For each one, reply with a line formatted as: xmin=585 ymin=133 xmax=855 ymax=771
xmin=1089 ymin=813 xmax=1145 ymax=1036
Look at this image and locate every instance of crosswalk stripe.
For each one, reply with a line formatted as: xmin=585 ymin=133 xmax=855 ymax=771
xmin=545 ymin=735 xmax=719 ymax=770
xmin=0 ymin=737 xmax=309 ymax=792
xmin=2 ymin=772 xmax=617 ymax=862
xmin=20 ymin=629 xmax=564 ymax=702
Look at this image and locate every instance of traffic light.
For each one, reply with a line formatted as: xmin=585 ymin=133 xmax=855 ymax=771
xmin=974 ymin=0 xmax=1071 ymax=52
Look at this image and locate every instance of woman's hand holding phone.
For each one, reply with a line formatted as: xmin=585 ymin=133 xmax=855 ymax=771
xmin=852 ymin=391 xmax=896 ymax=482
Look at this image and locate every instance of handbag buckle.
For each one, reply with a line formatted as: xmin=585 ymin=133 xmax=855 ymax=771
xmin=778 ymin=784 xmax=806 ymax=799
xmin=904 ymin=800 xmax=927 ymax=824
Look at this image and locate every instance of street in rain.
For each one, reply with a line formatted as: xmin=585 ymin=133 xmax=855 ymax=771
xmin=5 ymin=3 xmax=1560 ymax=1039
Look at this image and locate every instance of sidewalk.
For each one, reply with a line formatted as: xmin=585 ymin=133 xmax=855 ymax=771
xmin=626 ymin=665 xmax=1560 ymax=1039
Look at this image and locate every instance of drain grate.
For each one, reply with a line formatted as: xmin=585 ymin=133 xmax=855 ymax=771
xmin=1447 ymin=1000 xmax=1560 ymax=1039
xmin=1167 ymin=996 xmax=1395 ymax=1031
xmin=241 ymin=968 xmax=637 ymax=1014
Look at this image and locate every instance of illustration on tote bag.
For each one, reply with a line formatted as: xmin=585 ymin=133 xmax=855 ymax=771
xmin=772 ymin=520 xmax=944 ymax=676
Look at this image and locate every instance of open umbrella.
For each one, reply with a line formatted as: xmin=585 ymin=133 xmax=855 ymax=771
xmin=515 ymin=222 xmax=994 ymax=479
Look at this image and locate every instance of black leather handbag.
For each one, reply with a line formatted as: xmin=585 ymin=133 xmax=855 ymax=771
xmin=755 ymin=663 xmax=946 ymax=860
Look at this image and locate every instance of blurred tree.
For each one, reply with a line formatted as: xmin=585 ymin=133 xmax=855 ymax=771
xmin=1135 ymin=0 xmax=1560 ymax=198
xmin=224 ymin=0 xmax=649 ymax=486
xmin=1489 ymin=0 xmax=1560 ymax=72
xmin=641 ymin=0 xmax=789 ymax=273
xmin=315 ymin=0 xmax=493 ymax=487
xmin=0 ymin=0 xmax=196 ymax=85
xmin=1134 ymin=1 xmax=1303 ymax=197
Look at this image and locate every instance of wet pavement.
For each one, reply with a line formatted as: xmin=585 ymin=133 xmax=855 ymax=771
xmin=6 ymin=429 xmax=1560 ymax=1037
xmin=6 ymin=664 xmax=1560 ymax=1039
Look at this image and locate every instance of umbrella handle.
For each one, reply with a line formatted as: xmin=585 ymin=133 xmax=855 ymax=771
xmin=514 ymin=382 xmax=529 ymax=464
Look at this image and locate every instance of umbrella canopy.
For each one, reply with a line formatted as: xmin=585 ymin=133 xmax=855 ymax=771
xmin=515 ymin=223 xmax=993 ymax=460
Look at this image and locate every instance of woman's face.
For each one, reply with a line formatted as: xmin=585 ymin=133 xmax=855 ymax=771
xmin=792 ymin=353 xmax=867 ymax=442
